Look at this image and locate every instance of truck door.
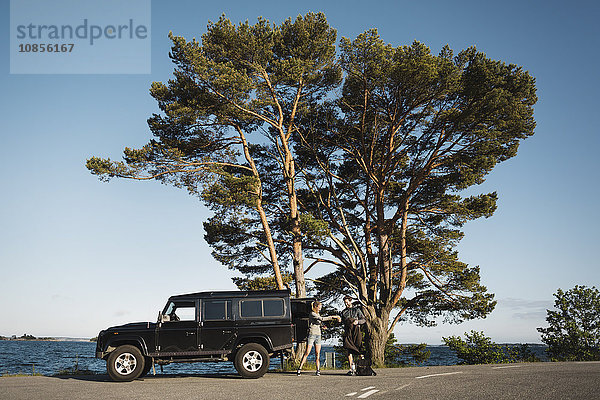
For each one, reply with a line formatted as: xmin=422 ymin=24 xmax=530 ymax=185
xmin=200 ymin=299 xmax=236 ymax=352
xmin=157 ymin=300 xmax=199 ymax=353
xmin=291 ymin=298 xmax=315 ymax=343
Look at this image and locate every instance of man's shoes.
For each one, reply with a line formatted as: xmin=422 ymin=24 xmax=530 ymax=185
xmin=346 ymin=370 xmax=356 ymax=376
xmin=315 ymin=369 xmax=320 ymax=376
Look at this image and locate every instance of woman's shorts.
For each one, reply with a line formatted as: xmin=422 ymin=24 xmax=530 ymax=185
xmin=307 ymin=333 xmax=322 ymax=347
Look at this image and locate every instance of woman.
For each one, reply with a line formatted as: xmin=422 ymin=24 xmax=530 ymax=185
xmin=297 ymin=300 xmax=341 ymax=376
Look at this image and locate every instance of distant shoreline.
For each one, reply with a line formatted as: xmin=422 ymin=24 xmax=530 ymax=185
xmin=0 ymin=337 xmax=544 ymax=346
xmin=0 ymin=336 xmax=94 ymax=342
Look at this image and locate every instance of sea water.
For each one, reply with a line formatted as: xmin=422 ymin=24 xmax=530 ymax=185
xmin=0 ymin=341 xmax=548 ymax=376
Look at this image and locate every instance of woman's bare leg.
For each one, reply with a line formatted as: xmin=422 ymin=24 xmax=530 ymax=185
xmin=315 ymin=344 xmax=321 ymax=370
xmin=298 ymin=343 xmax=313 ymax=370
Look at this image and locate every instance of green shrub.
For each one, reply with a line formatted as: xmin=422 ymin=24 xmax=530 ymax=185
xmin=385 ymin=334 xmax=431 ymax=367
xmin=537 ymin=285 xmax=600 ymax=361
xmin=443 ymin=331 xmax=538 ymax=364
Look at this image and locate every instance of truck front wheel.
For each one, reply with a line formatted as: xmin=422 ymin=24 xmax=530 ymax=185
xmin=234 ymin=343 xmax=270 ymax=378
xmin=140 ymin=356 xmax=153 ymax=377
xmin=106 ymin=345 xmax=145 ymax=382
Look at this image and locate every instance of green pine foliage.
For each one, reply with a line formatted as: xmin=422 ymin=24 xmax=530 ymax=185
xmin=297 ymin=30 xmax=536 ymax=365
xmin=232 ymin=274 xmax=294 ymax=291
xmin=537 ymin=285 xmax=600 ymax=361
xmin=87 ymin=12 xmax=342 ymax=295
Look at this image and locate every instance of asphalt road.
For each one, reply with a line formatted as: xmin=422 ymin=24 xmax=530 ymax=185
xmin=1 ymin=362 xmax=599 ymax=400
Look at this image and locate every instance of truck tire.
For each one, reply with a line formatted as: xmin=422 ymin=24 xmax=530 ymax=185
xmin=234 ymin=343 xmax=270 ymax=379
xmin=140 ymin=356 xmax=153 ymax=377
xmin=107 ymin=345 xmax=145 ymax=382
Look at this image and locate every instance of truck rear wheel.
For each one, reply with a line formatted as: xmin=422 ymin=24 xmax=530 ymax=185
xmin=107 ymin=345 xmax=145 ymax=382
xmin=234 ymin=343 xmax=270 ymax=378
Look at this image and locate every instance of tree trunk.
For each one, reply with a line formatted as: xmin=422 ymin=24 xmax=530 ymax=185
xmin=363 ymin=308 xmax=391 ymax=368
xmin=376 ymin=189 xmax=392 ymax=303
xmin=237 ymin=125 xmax=284 ymax=290
xmin=289 ymin=189 xmax=306 ymax=363
xmin=291 ymin=219 xmax=306 ymax=298
xmin=283 ymin=147 xmax=306 ymax=298
xmin=256 ymin=196 xmax=284 ymax=290
xmin=291 ymin=342 xmax=307 ymax=367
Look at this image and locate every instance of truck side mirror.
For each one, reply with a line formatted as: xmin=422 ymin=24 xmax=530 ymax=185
xmin=158 ymin=311 xmax=171 ymax=324
xmin=159 ymin=313 xmax=171 ymax=323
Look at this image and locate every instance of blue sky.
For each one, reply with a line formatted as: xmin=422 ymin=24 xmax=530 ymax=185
xmin=1 ymin=0 xmax=598 ymax=344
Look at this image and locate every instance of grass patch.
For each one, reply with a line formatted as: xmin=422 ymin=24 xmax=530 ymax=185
xmin=1 ymin=363 xmax=43 ymax=377
xmin=54 ymin=366 xmax=98 ymax=376
xmin=1 ymin=372 xmax=44 ymax=377
xmin=53 ymin=354 xmax=99 ymax=376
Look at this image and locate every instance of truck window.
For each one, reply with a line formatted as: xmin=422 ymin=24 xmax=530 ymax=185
xmin=263 ymin=299 xmax=284 ymax=316
xmin=240 ymin=299 xmax=285 ymax=318
xmin=165 ymin=301 xmax=196 ymax=321
xmin=203 ymin=300 xmax=232 ymax=320
xmin=241 ymin=300 xmax=262 ymax=317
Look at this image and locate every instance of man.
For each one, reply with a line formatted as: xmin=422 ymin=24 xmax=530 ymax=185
xmin=341 ymin=295 xmax=365 ymax=375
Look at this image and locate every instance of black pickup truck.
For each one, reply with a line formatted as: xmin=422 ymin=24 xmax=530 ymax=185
xmin=95 ymin=290 xmax=313 ymax=381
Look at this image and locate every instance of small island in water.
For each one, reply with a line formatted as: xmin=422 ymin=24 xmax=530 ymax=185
xmin=0 ymin=334 xmax=96 ymax=342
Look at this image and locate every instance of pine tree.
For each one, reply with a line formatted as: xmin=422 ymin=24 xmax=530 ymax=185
xmin=87 ymin=13 xmax=341 ymax=297
xmin=294 ymin=31 xmax=536 ymax=366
